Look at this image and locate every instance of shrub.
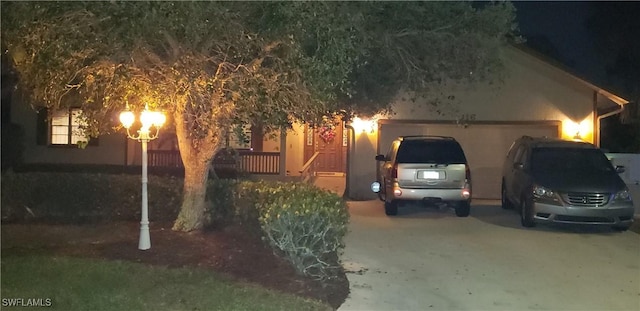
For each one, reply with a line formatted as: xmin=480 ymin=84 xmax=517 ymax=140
xmin=205 ymin=178 xmax=238 ymax=229
xmin=1 ymin=122 xmax=24 ymax=172
xmin=253 ymin=182 xmax=349 ymax=281
xmin=206 ymin=180 xmax=350 ymax=280
xmin=0 ymin=172 xmax=182 ymax=223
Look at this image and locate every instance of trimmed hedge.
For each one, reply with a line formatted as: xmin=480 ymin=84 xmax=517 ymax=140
xmin=0 ymin=172 xmax=182 ymax=224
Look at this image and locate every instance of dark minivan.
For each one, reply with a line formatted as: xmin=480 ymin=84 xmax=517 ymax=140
xmin=501 ymin=136 xmax=634 ymax=230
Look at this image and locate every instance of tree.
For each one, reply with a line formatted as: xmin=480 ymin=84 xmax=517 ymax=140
xmin=1 ymin=1 xmax=517 ymax=231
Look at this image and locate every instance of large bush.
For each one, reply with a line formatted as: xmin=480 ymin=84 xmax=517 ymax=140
xmin=261 ymin=185 xmax=348 ymax=281
xmin=206 ymin=180 xmax=350 ymax=280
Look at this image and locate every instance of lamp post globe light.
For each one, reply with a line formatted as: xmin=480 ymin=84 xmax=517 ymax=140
xmin=119 ymin=103 xmax=166 ymax=250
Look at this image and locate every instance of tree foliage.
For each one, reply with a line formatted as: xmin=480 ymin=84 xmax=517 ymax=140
xmin=2 ymin=1 xmax=517 ymax=129
xmin=3 ymin=2 xmax=320 ymax=137
xmin=2 ymin=1 xmax=517 ymax=231
xmin=341 ymin=2 xmax=518 ymax=115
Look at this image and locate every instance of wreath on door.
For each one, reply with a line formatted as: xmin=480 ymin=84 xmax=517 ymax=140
xmin=318 ymin=123 xmax=337 ymax=143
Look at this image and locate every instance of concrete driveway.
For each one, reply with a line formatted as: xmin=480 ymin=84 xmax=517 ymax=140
xmin=339 ymin=200 xmax=640 ymax=311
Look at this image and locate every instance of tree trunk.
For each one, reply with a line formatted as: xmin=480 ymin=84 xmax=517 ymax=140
xmin=172 ymin=110 xmax=219 ymax=232
xmin=172 ymin=158 xmax=211 ymax=231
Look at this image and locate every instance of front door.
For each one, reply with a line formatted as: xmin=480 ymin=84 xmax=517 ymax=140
xmin=304 ymin=118 xmax=347 ymax=173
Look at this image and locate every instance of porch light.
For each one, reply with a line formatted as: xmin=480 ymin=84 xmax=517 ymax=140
xmin=352 ymin=117 xmax=377 ymax=134
xmin=563 ymin=119 xmax=591 ymax=142
xmin=119 ymin=103 xmax=165 ymax=250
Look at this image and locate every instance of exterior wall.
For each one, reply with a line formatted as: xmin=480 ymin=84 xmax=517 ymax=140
xmin=258 ymin=123 xmax=305 ymax=177
xmin=11 ymin=98 xmax=127 ymax=166
xmin=390 ymin=46 xmax=596 ymax=139
xmin=127 ymin=138 xmax=167 ymax=166
xmin=262 ymin=135 xmax=280 ymax=152
xmin=285 ymin=123 xmax=305 ymax=176
xmin=348 ymin=46 xmax=604 ymax=200
xmin=606 ymin=153 xmax=640 ymax=216
xmin=348 ymin=127 xmax=379 ymax=200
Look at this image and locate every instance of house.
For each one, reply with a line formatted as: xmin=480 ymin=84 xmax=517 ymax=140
xmin=345 ymin=44 xmax=630 ymax=199
xmin=7 ymin=44 xmax=631 ymax=200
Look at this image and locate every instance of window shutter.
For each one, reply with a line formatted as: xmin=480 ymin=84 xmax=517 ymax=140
xmin=36 ymin=108 xmax=48 ymax=145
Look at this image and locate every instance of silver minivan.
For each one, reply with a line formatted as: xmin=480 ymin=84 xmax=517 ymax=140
xmin=501 ymin=136 xmax=634 ymax=230
xmin=372 ymin=136 xmax=472 ymax=216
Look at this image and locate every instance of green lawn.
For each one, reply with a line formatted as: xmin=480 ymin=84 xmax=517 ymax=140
xmin=1 ymin=255 xmax=331 ymax=311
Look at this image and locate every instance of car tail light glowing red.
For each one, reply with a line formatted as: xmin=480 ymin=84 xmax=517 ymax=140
xmin=392 ymin=164 xmax=398 ymax=178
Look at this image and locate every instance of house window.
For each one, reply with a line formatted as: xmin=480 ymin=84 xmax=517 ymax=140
xmin=50 ymin=108 xmax=87 ymax=145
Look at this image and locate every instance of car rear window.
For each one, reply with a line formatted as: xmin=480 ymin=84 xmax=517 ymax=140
xmin=396 ymin=140 xmax=466 ymax=164
xmin=531 ymin=148 xmax=614 ymax=172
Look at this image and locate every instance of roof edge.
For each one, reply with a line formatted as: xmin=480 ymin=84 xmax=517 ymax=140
xmin=506 ymin=43 xmax=629 ymax=106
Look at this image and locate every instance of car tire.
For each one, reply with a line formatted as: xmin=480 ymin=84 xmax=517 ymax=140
xmin=384 ymin=200 xmax=398 ymax=216
xmin=455 ymin=201 xmax=470 ymax=217
xmin=378 ymin=180 xmax=388 ymax=202
xmin=501 ymin=183 xmax=514 ymax=210
xmin=377 ymin=191 xmax=385 ymax=202
xmin=520 ymin=196 xmax=536 ymax=227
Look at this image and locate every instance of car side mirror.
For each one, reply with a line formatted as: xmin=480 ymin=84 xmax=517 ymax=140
xmin=375 ymin=154 xmax=386 ymax=161
xmin=513 ymin=162 xmax=524 ymax=170
xmin=615 ymin=165 xmax=625 ymax=174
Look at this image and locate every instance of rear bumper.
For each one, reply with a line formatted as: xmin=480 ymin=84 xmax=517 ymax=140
xmin=391 ymin=184 xmax=470 ymax=202
xmin=532 ymin=201 xmax=635 ymax=226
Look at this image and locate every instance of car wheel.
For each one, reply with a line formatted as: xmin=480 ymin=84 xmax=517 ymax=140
xmin=384 ymin=200 xmax=398 ymax=216
xmin=520 ymin=196 xmax=535 ymax=227
xmin=501 ymin=183 xmax=514 ymax=210
xmin=455 ymin=201 xmax=470 ymax=217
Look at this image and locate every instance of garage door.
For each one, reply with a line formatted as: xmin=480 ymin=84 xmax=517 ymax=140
xmin=378 ymin=122 xmax=559 ymax=199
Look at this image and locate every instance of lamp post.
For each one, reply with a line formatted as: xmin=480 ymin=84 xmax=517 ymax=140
xmin=120 ymin=103 xmax=166 ymax=250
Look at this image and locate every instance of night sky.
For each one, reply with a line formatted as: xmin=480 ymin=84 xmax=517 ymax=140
xmin=514 ymin=2 xmax=602 ymax=80
xmin=513 ymin=1 xmax=639 ymax=98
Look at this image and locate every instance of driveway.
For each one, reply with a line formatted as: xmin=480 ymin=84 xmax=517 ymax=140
xmin=339 ymin=200 xmax=640 ymax=311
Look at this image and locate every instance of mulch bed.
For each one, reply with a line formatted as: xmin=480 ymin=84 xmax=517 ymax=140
xmin=1 ymin=221 xmax=349 ymax=309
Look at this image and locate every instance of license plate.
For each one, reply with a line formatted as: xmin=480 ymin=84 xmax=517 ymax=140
xmin=421 ymin=171 xmax=440 ymax=179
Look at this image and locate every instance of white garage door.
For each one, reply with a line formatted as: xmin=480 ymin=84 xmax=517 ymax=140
xmin=378 ymin=122 xmax=559 ymax=199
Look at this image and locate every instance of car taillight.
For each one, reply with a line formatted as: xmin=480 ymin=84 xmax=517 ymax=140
xmin=392 ymin=164 xmax=398 ymax=178
xmin=462 ymin=164 xmax=471 ymax=199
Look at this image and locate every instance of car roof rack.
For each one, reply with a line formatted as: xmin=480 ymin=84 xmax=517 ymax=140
xmin=399 ymin=135 xmax=455 ymax=140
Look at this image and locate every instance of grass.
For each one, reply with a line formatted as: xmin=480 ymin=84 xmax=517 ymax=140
xmin=1 ymin=255 xmax=331 ymax=311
